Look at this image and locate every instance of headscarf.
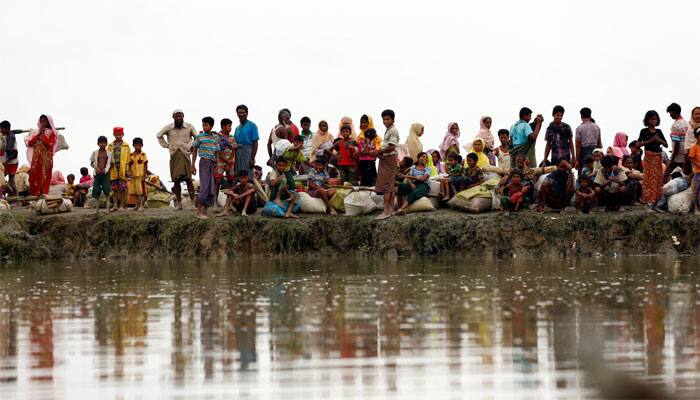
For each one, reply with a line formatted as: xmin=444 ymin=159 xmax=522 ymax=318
xmin=17 ymin=165 xmax=30 ymax=174
xmin=404 ymin=123 xmax=424 ymax=160
xmin=427 ymin=149 xmax=444 ymax=176
xmin=476 ymin=116 xmax=495 ymax=149
xmin=467 ymin=137 xmax=489 ymax=168
xmin=439 ymin=122 xmax=460 ymax=160
xmin=25 ymin=114 xmax=59 ymax=163
xmin=613 ymin=132 xmax=630 ymax=156
xmin=50 ymin=170 xmax=65 ymax=185
xmin=310 ymin=120 xmax=332 ymax=162
xmin=357 ymin=115 xmax=382 ymax=148
xmin=337 ymin=116 xmax=356 ymax=140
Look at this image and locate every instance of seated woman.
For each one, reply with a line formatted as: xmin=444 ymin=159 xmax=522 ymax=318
xmin=537 ymin=159 xmax=574 ymax=213
xmin=594 ymin=155 xmax=628 ymax=211
xmin=396 ymin=152 xmax=432 ymax=214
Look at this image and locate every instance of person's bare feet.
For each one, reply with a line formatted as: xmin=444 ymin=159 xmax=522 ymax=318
xmin=375 ymin=213 xmax=391 ymax=220
xmin=284 ymin=213 xmax=298 ymax=219
xmin=109 ymin=207 xmax=118 ymax=213
xmin=196 ymin=212 xmax=209 ymax=220
xmin=329 ymin=208 xmax=337 ymax=215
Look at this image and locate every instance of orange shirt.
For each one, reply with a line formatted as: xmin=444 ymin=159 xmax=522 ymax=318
xmin=689 ymin=143 xmax=700 ymax=173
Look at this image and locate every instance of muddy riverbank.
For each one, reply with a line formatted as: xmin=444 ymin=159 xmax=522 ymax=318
xmin=0 ymin=208 xmax=698 ymax=261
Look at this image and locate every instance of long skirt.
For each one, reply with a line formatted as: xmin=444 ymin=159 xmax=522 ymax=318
xmin=398 ymin=181 xmax=429 ymax=204
xmin=197 ymin=158 xmax=217 ymax=207
xmin=170 ymin=150 xmax=191 ymax=182
xmin=641 ymin=151 xmax=663 ymax=204
xmin=235 ymin=145 xmax=253 ymax=179
xmin=359 ymin=159 xmax=377 ymax=187
xmin=510 ymin=137 xmax=537 ymax=169
xmin=375 ymin=154 xmax=397 ymax=194
xmin=29 ymin=143 xmax=52 ymax=196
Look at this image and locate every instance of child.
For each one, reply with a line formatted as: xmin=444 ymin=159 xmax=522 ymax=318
xmin=494 ymin=129 xmax=511 ymax=168
xmin=307 ymin=158 xmax=338 ymax=215
xmin=594 ymin=155 xmax=628 ymax=211
xmin=441 ymin=153 xmax=463 ymax=201
xmin=575 ymin=175 xmax=596 ymax=214
xmin=64 ymin=174 xmax=76 ymax=199
xmin=128 ymin=137 xmax=148 ymax=211
xmin=280 ymin=135 xmax=308 ymax=191
xmin=358 ymin=128 xmax=378 ymax=186
xmin=108 ymin=127 xmax=131 ymax=211
xmin=191 ymin=116 xmax=220 ymax=219
xmin=375 ymin=109 xmax=400 ymax=219
xmin=580 ymin=155 xmax=596 ymax=182
xmin=454 ymin=153 xmax=483 ymax=192
xmin=222 ymin=170 xmax=258 ymax=216
xmin=687 ymin=128 xmax=700 ymax=214
xmin=74 ymin=167 xmax=93 ymax=207
xmin=299 ymin=116 xmax=314 ymax=172
xmin=333 ymin=124 xmax=358 ymax=185
xmin=628 ymin=140 xmax=644 ymax=172
xmin=0 ymin=120 xmax=18 ymax=196
xmin=14 ymin=165 xmax=30 ymax=197
xmin=395 ymin=156 xmax=414 ymax=184
xmin=621 ymin=155 xmax=643 ymax=205
xmin=637 ymin=110 xmax=668 ymax=209
xmin=90 ymin=136 xmax=113 ymax=213
xmin=501 ymin=170 xmax=525 ymax=212
xmin=215 ymin=118 xmax=237 ymax=193
xmin=267 ymin=159 xmax=298 ymax=219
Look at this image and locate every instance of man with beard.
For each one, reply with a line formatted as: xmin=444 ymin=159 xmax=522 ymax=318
xmin=157 ymin=109 xmax=197 ymax=209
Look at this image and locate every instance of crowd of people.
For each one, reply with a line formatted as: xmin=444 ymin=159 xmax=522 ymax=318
xmin=2 ymin=103 xmax=700 ymax=219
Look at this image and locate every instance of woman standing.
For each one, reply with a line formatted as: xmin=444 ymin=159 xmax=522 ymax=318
xmin=27 ymin=114 xmax=58 ymax=196
xmin=637 ymin=110 xmax=668 ymax=209
xmin=439 ymin=122 xmax=461 ymax=160
xmin=404 ymin=123 xmax=424 ymax=160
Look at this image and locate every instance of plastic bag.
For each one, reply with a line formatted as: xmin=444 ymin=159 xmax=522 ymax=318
xmin=668 ymin=188 xmax=694 ymax=214
xmin=261 ymin=200 xmax=301 ymax=217
xmin=329 ymin=187 xmax=352 ymax=212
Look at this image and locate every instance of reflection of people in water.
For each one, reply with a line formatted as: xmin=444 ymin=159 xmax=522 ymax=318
xmin=29 ymin=299 xmax=54 ymax=380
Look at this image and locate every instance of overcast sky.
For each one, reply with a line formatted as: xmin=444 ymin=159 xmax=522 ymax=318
xmin=2 ymin=0 xmax=699 ymax=179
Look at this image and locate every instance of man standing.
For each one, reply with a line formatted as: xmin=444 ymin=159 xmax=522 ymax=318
xmin=665 ymin=102 xmax=689 ymax=181
xmin=543 ymin=105 xmax=575 ymax=167
xmin=233 ymin=104 xmax=260 ymax=179
xmin=509 ymin=107 xmax=544 ymax=169
xmin=574 ymin=107 xmax=602 ymax=171
xmin=156 ymin=109 xmax=197 ymax=209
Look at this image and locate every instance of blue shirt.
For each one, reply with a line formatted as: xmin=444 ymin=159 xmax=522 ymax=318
xmin=234 ymin=120 xmax=260 ymax=146
xmin=510 ymin=120 xmax=533 ymax=146
xmin=408 ymin=165 xmax=431 ymax=179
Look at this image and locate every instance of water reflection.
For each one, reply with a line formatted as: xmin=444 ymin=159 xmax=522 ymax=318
xmin=0 ymin=257 xmax=699 ymax=398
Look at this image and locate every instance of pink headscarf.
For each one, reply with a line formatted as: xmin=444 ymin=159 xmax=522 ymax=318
xmin=25 ymin=114 xmax=59 ymax=163
xmin=613 ymin=132 xmax=630 ymax=156
xmin=50 ymin=170 xmax=65 ymax=185
xmin=439 ymin=122 xmax=460 ymax=160
xmin=608 ymin=146 xmax=624 ymax=166
xmin=475 ymin=116 xmax=495 ymax=149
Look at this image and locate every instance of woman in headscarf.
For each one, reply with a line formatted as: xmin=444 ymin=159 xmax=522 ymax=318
xmin=613 ymin=132 xmax=630 ymax=156
xmin=684 ymin=106 xmax=700 ymax=151
xmin=466 ymin=138 xmax=489 ymax=169
xmin=439 ymin=122 xmax=461 ymax=160
xmin=310 ymin=120 xmax=333 ymax=163
xmin=404 ymin=123 xmax=424 ymax=160
xmin=26 ymin=114 xmax=58 ymax=196
xmin=606 ymin=146 xmax=624 ymax=166
xmin=465 ymin=116 xmax=496 ymax=165
xmin=427 ymin=149 xmax=444 ymax=176
xmin=357 ymin=114 xmax=381 ymax=148
xmin=337 ymin=116 xmax=356 ymax=140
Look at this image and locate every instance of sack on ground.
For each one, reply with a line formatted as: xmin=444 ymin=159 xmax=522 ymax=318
xmin=405 ymin=197 xmax=436 ymax=213
xmin=668 ymin=188 xmax=694 ymax=214
xmin=663 ymin=177 xmax=690 ymax=197
xmin=36 ymin=198 xmax=73 ymax=215
xmin=146 ymin=187 xmax=172 ymax=209
xmin=298 ymin=192 xmax=327 ymax=213
xmin=217 ymin=191 xmax=227 ymax=208
xmin=344 ymin=191 xmax=377 ymax=216
xmin=329 ymin=188 xmax=352 ymax=212
xmin=428 ymin=179 xmax=442 ymax=197
xmin=449 ymin=195 xmax=493 ymax=214
xmin=0 ymin=199 xmax=10 ymax=212
xmin=454 ymin=177 xmax=500 ymax=201
xmin=261 ymin=200 xmax=301 ymax=217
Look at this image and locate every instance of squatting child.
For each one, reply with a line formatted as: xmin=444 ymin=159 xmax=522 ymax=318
xmin=268 ymin=158 xmax=299 ymax=219
xmin=307 ymin=158 xmax=338 ymax=215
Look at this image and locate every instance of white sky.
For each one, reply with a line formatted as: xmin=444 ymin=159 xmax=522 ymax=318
xmin=2 ymin=0 xmax=699 ymax=179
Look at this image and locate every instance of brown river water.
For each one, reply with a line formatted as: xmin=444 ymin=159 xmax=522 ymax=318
xmin=0 ymin=256 xmax=699 ymax=399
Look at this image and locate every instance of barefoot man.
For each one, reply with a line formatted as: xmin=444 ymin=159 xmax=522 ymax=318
xmin=156 ymin=109 xmax=197 ymax=209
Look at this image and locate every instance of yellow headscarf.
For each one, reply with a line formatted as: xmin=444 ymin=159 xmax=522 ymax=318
xmin=357 ymin=114 xmax=382 ymax=148
xmin=405 ymin=123 xmax=424 ymax=160
xmin=466 ymin=137 xmax=489 ymax=169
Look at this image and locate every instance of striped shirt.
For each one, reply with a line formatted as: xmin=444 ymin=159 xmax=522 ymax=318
xmin=193 ymin=131 xmax=220 ymax=161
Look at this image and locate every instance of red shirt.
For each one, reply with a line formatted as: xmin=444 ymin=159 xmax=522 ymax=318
xmin=335 ymin=139 xmax=357 ymax=166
